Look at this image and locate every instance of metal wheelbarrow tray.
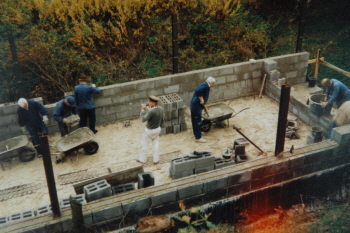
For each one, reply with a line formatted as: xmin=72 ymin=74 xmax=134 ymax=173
xmin=55 ymin=127 xmax=99 ymax=156
xmin=201 ymin=103 xmax=235 ymax=132
xmin=0 ymin=135 xmax=36 ymax=164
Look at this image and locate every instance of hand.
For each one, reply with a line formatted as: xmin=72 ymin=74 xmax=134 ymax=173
xmin=141 ymin=104 xmax=147 ymax=110
xmin=63 ymin=118 xmax=71 ymax=124
xmin=200 ymin=100 xmax=204 ymax=105
xmin=321 ymin=102 xmax=328 ymax=108
xmin=75 ymin=114 xmax=80 ymax=120
xmin=21 ymin=126 xmax=29 ymax=135
xmin=91 ymin=84 xmax=96 ymax=88
xmin=43 ymin=115 xmax=49 ymax=125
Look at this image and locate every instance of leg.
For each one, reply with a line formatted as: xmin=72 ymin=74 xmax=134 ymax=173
xmin=151 ymin=127 xmax=161 ymax=163
xmin=58 ymin=122 xmax=68 ymax=137
xmin=191 ymin=114 xmax=202 ymax=140
xmin=79 ymin=109 xmax=88 ymax=128
xmin=138 ymin=130 xmax=152 ymax=163
xmin=87 ymin=108 xmax=97 ymax=133
xmin=28 ymin=127 xmax=41 ymax=157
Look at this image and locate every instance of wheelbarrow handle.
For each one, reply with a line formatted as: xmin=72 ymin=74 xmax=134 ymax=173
xmin=231 ymin=107 xmax=250 ymax=118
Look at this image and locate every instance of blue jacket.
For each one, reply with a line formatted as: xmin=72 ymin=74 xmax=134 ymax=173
xmin=53 ymin=99 xmax=77 ymax=122
xmin=74 ymin=83 xmax=100 ymax=109
xmin=326 ymin=79 xmax=350 ymax=108
xmin=17 ymin=100 xmax=48 ymax=128
xmin=190 ymin=82 xmax=210 ymax=114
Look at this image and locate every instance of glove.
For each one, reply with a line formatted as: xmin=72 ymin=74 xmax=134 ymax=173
xmin=21 ymin=126 xmax=29 ymax=135
xmin=43 ymin=115 xmax=49 ymax=125
xmin=75 ymin=114 xmax=80 ymax=120
xmin=63 ymin=118 xmax=71 ymax=124
xmin=91 ymin=84 xmax=96 ymax=88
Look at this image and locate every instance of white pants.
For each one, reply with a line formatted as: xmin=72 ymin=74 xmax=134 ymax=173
xmin=138 ymin=127 xmax=161 ymax=163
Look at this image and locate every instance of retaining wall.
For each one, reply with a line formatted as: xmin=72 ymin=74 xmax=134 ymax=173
xmin=0 ymin=52 xmax=309 ymax=142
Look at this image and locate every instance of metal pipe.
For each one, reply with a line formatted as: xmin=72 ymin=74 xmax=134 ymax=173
xmin=233 ymin=126 xmax=264 ymax=153
xmin=39 ymin=132 xmax=61 ymax=217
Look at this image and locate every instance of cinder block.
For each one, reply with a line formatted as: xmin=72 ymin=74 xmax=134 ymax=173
xmin=214 ymin=158 xmax=236 ymax=169
xmin=235 ymin=155 xmax=248 ymax=163
xmin=173 ymin=124 xmax=181 ymax=134
xmin=178 ymin=183 xmax=203 ymax=199
xmin=194 ymin=165 xmax=215 ymax=174
xmin=36 ymin=204 xmax=52 ymax=216
xmin=169 ymin=168 xmax=194 ymax=179
xmin=122 ymin=198 xmax=151 ymax=214
xmin=9 ymin=210 xmax=36 ymax=222
xmin=306 ymin=134 xmax=322 ymax=144
xmin=93 ymin=205 xmax=123 ymax=223
xmin=178 ymin=115 xmax=185 ymax=124
xmin=170 ymin=156 xmax=196 ymax=172
xmin=166 ymin=126 xmax=173 ymax=134
xmin=0 ymin=216 xmax=7 ymax=225
xmin=178 ymin=108 xmax=185 ymax=116
xmin=171 ymin=118 xmax=179 ymax=125
xmin=138 ymin=172 xmax=155 ymax=189
xmin=263 ymin=59 xmax=277 ymax=72
xmin=112 ymin=183 xmax=135 ymax=195
xmin=171 ymin=110 xmax=179 ymax=119
xmin=84 ymin=179 xmax=112 ymax=202
xmin=180 ymin=123 xmax=187 ymax=131
xmin=151 ymin=190 xmax=177 ymax=207
xmin=234 ymin=145 xmax=245 ymax=155
xmin=266 ymin=70 xmax=280 ymax=81
xmin=203 ymin=177 xmax=228 ymax=193
xmin=60 ymin=194 xmax=87 ymax=209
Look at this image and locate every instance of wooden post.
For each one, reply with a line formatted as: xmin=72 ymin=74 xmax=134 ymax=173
xmin=70 ymin=196 xmax=85 ymax=232
xmin=314 ymin=49 xmax=321 ymax=78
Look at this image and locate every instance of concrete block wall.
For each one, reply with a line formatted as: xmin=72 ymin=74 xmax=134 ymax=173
xmin=0 ymin=52 xmax=308 ymax=142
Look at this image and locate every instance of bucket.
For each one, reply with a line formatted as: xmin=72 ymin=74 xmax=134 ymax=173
xmin=311 ymin=126 xmax=323 ymax=138
xmin=309 ymin=94 xmax=332 ymax=117
xmin=308 ymin=77 xmax=317 ymax=87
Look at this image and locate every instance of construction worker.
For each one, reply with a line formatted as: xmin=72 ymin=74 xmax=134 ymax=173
xmin=321 ymin=78 xmax=350 ymax=109
xmin=74 ymin=75 xmax=100 ymax=134
xmin=190 ymin=76 xmax=216 ymax=143
xmin=17 ymin=98 xmax=49 ymax=158
xmin=53 ymin=96 xmax=79 ymax=137
xmin=137 ymin=96 xmax=164 ymax=164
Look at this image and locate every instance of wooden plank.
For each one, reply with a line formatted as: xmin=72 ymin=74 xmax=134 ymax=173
xmin=308 ymin=57 xmax=324 ymax=64
xmin=320 ymin=60 xmax=350 ymax=78
xmin=314 ymin=49 xmax=321 ymax=78
xmin=73 ymin=165 xmax=144 ymax=194
xmin=259 ymin=74 xmax=267 ymax=98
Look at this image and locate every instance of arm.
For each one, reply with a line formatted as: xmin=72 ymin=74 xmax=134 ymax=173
xmin=36 ymin=102 xmax=49 ymax=116
xmin=91 ymin=86 xmax=101 ymax=94
xmin=140 ymin=108 xmax=151 ymax=123
xmin=53 ymin=102 xmax=64 ymax=122
xmin=327 ymin=85 xmax=340 ymax=105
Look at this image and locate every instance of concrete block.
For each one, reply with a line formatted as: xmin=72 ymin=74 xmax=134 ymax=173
xmin=214 ymin=158 xmax=236 ymax=169
xmin=203 ymin=177 xmax=228 ymax=193
xmin=171 ymin=118 xmax=179 ymax=125
xmin=173 ymin=124 xmax=181 ymax=134
xmin=306 ymin=134 xmax=322 ymax=144
xmin=60 ymin=194 xmax=86 ymax=209
xmin=235 ymin=154 xmax=248 ymax=163
xmin=163 ymin=120 xmax=172 ymax=127
xmin=112 ymin=183 xmax=135 ymax=194
xmin=84 ymin=212 xmax=94 ymax=226
xmin=164 ymin=85 xmax=179 ymax=94
xmin=138 ymin=172 xmax=155 ymax=189
xmin=93 ymin=205 xmax=123 ymax=223
xmin=9 ymin=209 xmax=36 ymax=222
xmin=178 ymin=108 xmax=185 ymax=116
xmin=194 ymin=165 xmax=215 ymax=174
xmin=234 ymin=145 xmax=245 ymax=155
xmin=263 ymin=59 xmax=277 ymax=72
xmin=266 ymin=70 xmax=280 ymax=82
xmin=227 ymin=170 xmax=252 ymax=185
xmin=170 ymin=156 xmax=195 ymax=172
xmin=171 ymin=110 xmax=179 ymax=119
xmin=180 ymin=123 xmax=187 ymax=131
xmin=122 ymin=198 xmax=151 ymax=214
xmin=0 ymin=216 xmax=8 ymax=225
xmin=178 ymin=115 xmax=185 ymax=124
xmin=331 ymin=125 xmax=350 ymax=145
xmin=160 ymin=127 xmax=166 ymax=136
xmin=166 ymin=126 xmax=173 ymax=134
xmin=84 ymin=179 xmax=112 ymax=202
xmin=169 ymin=168 xmax=194 ymax=179
xmin=151 ymin=190 xmax=177 ymax=207
xmin=178 ymin=182 xmax=203 ymax=199
xmin=36 ymin=204 xmax=53 ymax=216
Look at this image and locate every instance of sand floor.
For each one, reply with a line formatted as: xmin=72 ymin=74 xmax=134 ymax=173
xmin=0 ymin=95 xmax=314 ymax=216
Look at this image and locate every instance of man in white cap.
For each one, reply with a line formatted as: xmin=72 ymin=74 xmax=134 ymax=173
xmin=137 ymin=96 xmax=164 ymax=164
xmin=17 ymin=98 xmax=49 ymax=158
xmin=53 ymin=96 xmax=79 ymax=136
xmin=190 ymin=76 xmax=216 ymax=143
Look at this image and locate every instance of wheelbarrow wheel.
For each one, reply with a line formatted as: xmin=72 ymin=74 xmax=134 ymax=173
xmin=83 ymin=140 xmax=99 ymax=155
xmin=19 ymin=147 xmax=36 ymax=162
xmin=201 ymin=120 xmax=212 ymax=132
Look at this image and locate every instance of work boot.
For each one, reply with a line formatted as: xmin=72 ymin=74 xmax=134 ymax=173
xmin=195 ymin=138 xmax=207 ymax=143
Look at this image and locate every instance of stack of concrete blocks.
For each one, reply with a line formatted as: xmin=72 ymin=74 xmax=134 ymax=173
xmin=83 ymin=179 xmax=112 ymax=202
xmin=60 ymin=194 xmax=87 ymax=209
xmin=7 ymin=210 xmax=36 ymax=223
xmin=169 ymin=153 xmax=216 ymax=179
xmin=233 ymin=138 xmax=249 ymax=163
xmin=137 ymin=172 xmax=155 ymax=189
xmin=112 ymin=183 xmax=135 ymax=195
xmin=307 ymin=126 xmax=324 ymax=144
xmin=158 ymin=93 xmax=187 ymax=135
xmin=214 ymin=158 xmax=236 ymax=169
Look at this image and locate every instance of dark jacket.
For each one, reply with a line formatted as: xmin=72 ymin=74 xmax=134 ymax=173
xmin=53 ymin=99 xmax=77 ymax=122
xmin=74 ymin=83 xmax=100 ymax=109
xmin=17 ymin=100 xmax=48 ymax=128
xmin=190 ymin=82 xmax=210 ymax=114
xmin=326 ymin=79 xmax=350 ymax=108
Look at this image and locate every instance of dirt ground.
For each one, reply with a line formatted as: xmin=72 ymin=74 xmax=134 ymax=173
xmin=0 ymin=94 xmax=313 ymax=217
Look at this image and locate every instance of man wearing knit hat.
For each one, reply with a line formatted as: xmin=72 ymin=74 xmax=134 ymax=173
xmin=53 ymin=96 xmax=79 ymax=136
xmin=190 ymin=76 xmax=216 ymax=143
xmin=17 ymin=98 xmax=49 ymax=158
xmin=74 ymin=75 xmax=100 ymax=134
xmin=137 ymin=96 xmax=164 ymax=164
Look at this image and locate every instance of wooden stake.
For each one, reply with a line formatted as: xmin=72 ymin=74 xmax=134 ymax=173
xmin=259 ymin=74 xmax=267 ymax=98
xmin=314 ymin=49 xmax=321 ymax=78
xmin=70 ymin=196 xmax=85 ymax=233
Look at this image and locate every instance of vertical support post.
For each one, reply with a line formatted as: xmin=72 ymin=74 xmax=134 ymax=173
xmin=70 ymin=196 xmax=85 ymax=232
xmin=314 ymin=49 xmax=321 ymax=78
xmin=295 ymin=0 xmax=306 ymax=53
xmin=275 ymin=84 xmax=291 ymax=156
xmin=172 ymin=13 xmax=179 ymax=74
xmin=39 ymin=132 xmax=61 ymax=218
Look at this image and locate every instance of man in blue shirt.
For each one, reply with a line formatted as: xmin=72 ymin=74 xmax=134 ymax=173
xmin=74 ymin=75 xmax=100 ymax=134
xmin=321 ymin=78 xmax=350 ymax=108
xmin=53 ymin=96 xmax=78 ymax=136
xmin=190 ymin=77 xmax=216 ymax=143
xmin=17 ymin=98 xmax=49 ymax=158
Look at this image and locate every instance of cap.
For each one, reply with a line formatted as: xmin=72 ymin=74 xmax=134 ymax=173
xmin=79 ymin=74 xmax=87 ymax=82
xmin=149 ymin=95 xmax=159 ymax=103
xmin=65 ymin=96 xmax=75 ymax=107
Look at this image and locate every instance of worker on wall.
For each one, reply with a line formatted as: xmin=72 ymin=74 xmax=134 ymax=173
xmin=321 ymin=78 xmax=350 ymax=109
xmin=190 ymin=76 xmax=216 ymax=143
xmin=53 ymin=96 xmax=79 ymax=137
xmin=17 ymin=98 xmax=49 ymax=158
xmin=74 ymin=75 xmax=100 ymax=134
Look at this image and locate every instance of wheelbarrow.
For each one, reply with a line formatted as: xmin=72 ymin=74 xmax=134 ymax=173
xmin=0 ymin=135 xmax=37 ymax=170
xmin=201 ymin=103 xmax=249 ymax=132
xmin=54 ymin=127 xmax=99 ymax=163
